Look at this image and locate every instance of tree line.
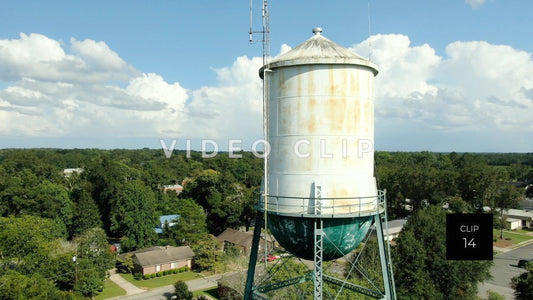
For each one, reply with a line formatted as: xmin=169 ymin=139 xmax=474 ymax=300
xmin=0 ymin=148 xmax=531 ymax=298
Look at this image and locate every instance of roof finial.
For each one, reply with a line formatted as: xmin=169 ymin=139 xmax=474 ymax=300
xmin=312 ymin=27 xmax=323 ymax=35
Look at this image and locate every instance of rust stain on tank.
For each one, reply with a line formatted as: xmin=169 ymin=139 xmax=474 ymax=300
xmin=329 ymin=66 xmax=336 ymax=96
xmin=307 ymin=98 xmax=317 ymax=133
xmin=364 ymin=101 xmax=371 ymax=134
xmin=350 ymin=69 xmax=360 ymax=97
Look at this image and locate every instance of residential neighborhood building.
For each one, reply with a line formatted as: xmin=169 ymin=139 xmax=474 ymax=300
xmin=118 ymin=245 xmax=194 ymax=275
xmin=369 ymin=219 xmax=407 ymax=242
xmin=504 ymin=209 xmax=533 ymax=229
xmin=385 ymin=219 xmax=407 ymax=241
xmin=506 ymin=217 xmax=522 ymax=230
xmin=154 ymin=214 xmax=180 ymax=234
xmin=62 ymin=168 xmax=83 ymax=177
xmin=163 ymin=184 xmax=184 ymax=194
xmin=216 ymin=228 xmax=276 ymax=256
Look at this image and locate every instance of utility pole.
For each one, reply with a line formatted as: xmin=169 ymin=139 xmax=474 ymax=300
xmin=72 ymin=255 xmax=78 ymax=286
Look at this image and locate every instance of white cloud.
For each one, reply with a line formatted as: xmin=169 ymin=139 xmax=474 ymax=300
xmin=0 ymin=33 xmax=189 ymax=138
xmin=183 ymin=55 xmax=263 ymax=139
xmin=350 ymin=34 xmax=533 ymax=150
xmin=1 ymin=32 xmax=532 ymax=151
xmin=465 ymin=0 xmax=486 ymax=9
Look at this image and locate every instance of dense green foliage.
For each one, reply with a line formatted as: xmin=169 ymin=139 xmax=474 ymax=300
xmin=376 ymin=151 xmax=531 ymax=218
xmin=512 ymin=264 xmax=533 ymax=300
xmin=393 ymin=206 xmax=493 ymax=299
xmin=0 ymin=148 xmax=531 ymax=296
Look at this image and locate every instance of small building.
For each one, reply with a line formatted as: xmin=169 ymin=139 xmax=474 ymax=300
xmin=154 ymin=214 xmax=180 ymax=234
xmin=369 ymin=219 xmax=407 ymax=242
xmin=163 ymin=184 xmax=183 ymax=195
xmin=504 ymin=209 xmax=533 ymax=229
xmin=385 ymin=219 xmax=408 ymax=241
xmin=119 ymin=245 xmax=194 ymax=275
xmin=216 ymin=228 xmax=276 ymax=256
xmin=63 ymin=168 xmax=83 ymax=177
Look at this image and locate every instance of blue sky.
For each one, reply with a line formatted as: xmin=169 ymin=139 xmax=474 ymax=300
xmin=0 ymin=0 xmax=532 ymax=152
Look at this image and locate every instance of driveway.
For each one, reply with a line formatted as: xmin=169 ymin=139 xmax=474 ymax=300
xmin=108 ymin=272 xmax=145 ymax=296
xmin=478 ymin=241 xmax=533 ymax=299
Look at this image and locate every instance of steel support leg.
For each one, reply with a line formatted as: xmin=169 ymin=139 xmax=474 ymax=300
xmin=374 ymin=213 xmax=396 ymax=300
xmin=314 ymin=218 xmax=323 ymax=300
xmin=244 ymin=213 xmax=264 ymax=300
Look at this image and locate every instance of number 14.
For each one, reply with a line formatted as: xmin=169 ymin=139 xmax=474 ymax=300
xmin=463 ymin=238 xmax=476 ymax=248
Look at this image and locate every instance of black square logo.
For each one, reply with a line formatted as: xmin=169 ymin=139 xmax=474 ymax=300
xmin=446 ymin=214 xmax=493 ymax=260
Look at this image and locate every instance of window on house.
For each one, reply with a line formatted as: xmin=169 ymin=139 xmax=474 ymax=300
xmin=171 ymin=262 xmax=178 ymax=269
xmin=156 ymin=265 xmax=161 ymax=272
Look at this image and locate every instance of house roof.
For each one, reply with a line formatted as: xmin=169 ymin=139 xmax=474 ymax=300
xmin=124 ymin=246 xmax=194 ymax=267
xmin=505 ymin=209 xmax=533 ymax=220
xmin=216 ymin=228 xmax=253 ymax=247
xmin=506 ymin=217 xmax=522 ymax=223
xmin=155 ymin=214 xmax=180 ymax=234
xmin=159 ymin=214 xmax=180 ymax=224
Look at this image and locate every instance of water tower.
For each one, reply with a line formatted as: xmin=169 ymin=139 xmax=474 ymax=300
xmin=244 ymin=28 xmax=396 ymax=300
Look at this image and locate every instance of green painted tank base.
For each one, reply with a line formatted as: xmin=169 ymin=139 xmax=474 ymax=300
xmin=267 ymin=214 xmax=373 ymax=261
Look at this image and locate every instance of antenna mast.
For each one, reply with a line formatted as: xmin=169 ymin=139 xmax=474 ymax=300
xmin=249 ymin=0 xmax=270 ymax=270
xmin=249 ymin=0 xmax=270 ymax=65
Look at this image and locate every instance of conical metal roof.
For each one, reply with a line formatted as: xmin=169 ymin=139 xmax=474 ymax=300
xmin=260 ymin=27 xmax=378 ymax=78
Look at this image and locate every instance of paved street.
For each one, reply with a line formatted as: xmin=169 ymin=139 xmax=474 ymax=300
xmin=111 ymin=273 xmax=224 ymax=300
xmin=478 ymin=241 xmax=533 ymax=299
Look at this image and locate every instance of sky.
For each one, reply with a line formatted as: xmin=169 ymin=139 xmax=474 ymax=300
xmin=0 ymin=0 xmax=532 ymax=152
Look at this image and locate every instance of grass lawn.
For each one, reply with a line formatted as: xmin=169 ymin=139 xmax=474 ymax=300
xmin=193 ymin=287 xmax=219 ymax=299
xmin=513 ymin=228 xmax=533 ymax=234
xmin=120 ymin=271 xmax=202 ymax=289
xmin=95 ymin=279 xmax=126 ymax=300
xmin=493 ymin=229 xmax=533 ymax=246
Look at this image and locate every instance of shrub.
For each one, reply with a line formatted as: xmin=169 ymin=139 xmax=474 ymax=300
xmin=163 ymin=270 xmax=169 ymax=275
xmin=143 ymin=274 xmax=151 ymax=280
xmin=487 ymin=290 xmax=505 ymax=300
xmin=133 ymin=272 xmax=142 ymax=281
xmin=177 ymin=266 xmax=189 ymax=273
xmin=151 ymin=273 xmax=156 ymax=279
xmin=173 ymin=280 xmax=193 ymax=300
xmin=172 ymin=269 xmax=179 ymax=274
xmin=156 ymin=271 xmax=163 ymax=277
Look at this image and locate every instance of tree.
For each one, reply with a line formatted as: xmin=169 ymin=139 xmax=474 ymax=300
xmin=191 ymin=235 xmax=222 ymax=272
xmin=75 ymin=266 xmax=102 ymax=299
xmin=74 ymin=228 xmax=115 ymax=277
xmin=0 ymin=270 xmax=75 ymax=300
xmin=71 ymin=228 xmax=114 ymax=298
xmin=173 ymin=280 xmax=193 ymax=300
xmin=0 ymin=215 xmax=63 ymax=271
xmin=180 ymin=169 xmax=245 ymax=234
xmin=109 ymin=180 xmax=158 ymax=250
xmin=167 ymin=198 xmax=208 ymax=245
xmin=71 ymin=187 xmax=103 ymax=237
xmin=456 ymin=154 xmax=500 ymax=212
xmin=393 ymin=206 xmax=492 ymax=299
xmin=511 ymin=264 xmax=533 ymax=300
xmin=118 ymin=253 xmax=136 ymax=274
xmin=493 ymin=184 xmax=521 ymax=239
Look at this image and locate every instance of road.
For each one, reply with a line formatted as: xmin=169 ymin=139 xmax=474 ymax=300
xmin=478 ymin=241 xmax=533 ymax=299
xmin=113 ymin=274 xmax=224 ymax=300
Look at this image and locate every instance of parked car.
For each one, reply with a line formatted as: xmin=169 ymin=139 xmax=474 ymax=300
xmin=260 ymin=254 xmax=277 ymax=262
xmin=518 ymin=259 xmax=533 ymax=268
